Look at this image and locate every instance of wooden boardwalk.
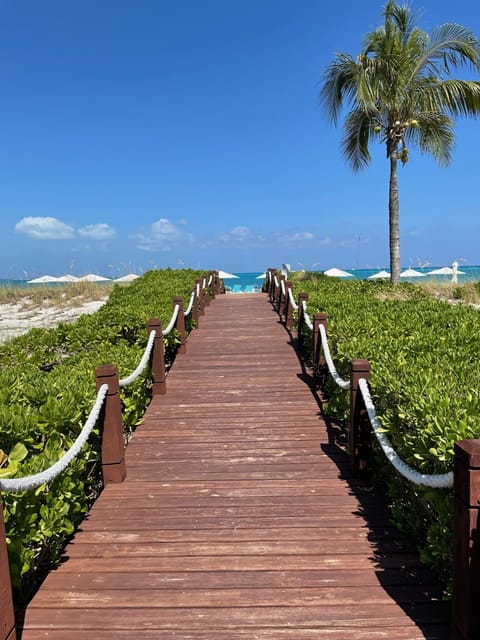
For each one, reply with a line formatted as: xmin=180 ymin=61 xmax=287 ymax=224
xmin=19 ymin=293 xmax=450 ymax=639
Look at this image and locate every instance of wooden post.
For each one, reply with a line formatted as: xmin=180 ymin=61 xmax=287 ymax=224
xmin=0 ymin=493 xmax=16 ymax=640
xmin=349 ymin=359 xmax=371 ymax=476
xmin=202 ymin=276 xmax=210 ymax=307
xmin=452 ymin=440 xmax=480 ymax=640
xmin=210 ymin=271 xmax=219 ymax=297
xmin=285 ymin=281 xmax=294 ymax=329
xmin=277 ymin=275 xmax=286 ymax=313
xmin=192 ymin=285 xmax=200 ymax=326
xmin=195 ymin=278 xmax=205 ymax=316
xmin=173 ymin=296 xmax=186 ymax=354
xmin=147 ymin=318 xmax=166 ymax=395
xmin=296 ymin=292 xmax=308 ymax=351
xmin=268 ymin=269 xmax=277 ymax=303
xmin=95 ymin=365 xmax=126 ymax=484
xmin=313 ymin=313 xmax=328 ymax=383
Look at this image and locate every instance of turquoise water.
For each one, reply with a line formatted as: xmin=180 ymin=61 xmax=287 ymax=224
xmin=222 ymin=272 xmax=266 ymax=292
xmin=2 ymin=266 xmax=480 ymax=293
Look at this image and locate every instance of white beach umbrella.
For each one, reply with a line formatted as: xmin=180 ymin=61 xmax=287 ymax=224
xmin=55 ymin=274 xmax=80 ymax=282
xmin=256 ymin=272 xmax=267 ymax=279
xmin=78 ymin=273 xmax=111 ymax=282
xmin=218 ymin=270 xmax=239 ymax=279
xmin=400 ymin=267 xmax=426 ymax=277
xmin=427 ymin=266 xmax=465 ymax=276
xmin=368 ymin=270 xmax=391 ymax=279
xmin=27 ymin=275 xmax=58 ymax=284
xmin=114 ymin=273 xmax=140 ymax=282
xmin=324 ymin=267 xmax=353 ymax=277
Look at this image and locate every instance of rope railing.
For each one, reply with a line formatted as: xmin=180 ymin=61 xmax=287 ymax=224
xmin=301 ymin=299 xmax=313 ymax=331
xmin=0 ymin=384 xmax=109 ymax=493
xmin=288 ymin=286 xmax=298 ymax=311
xmin=119 ymin=329 xmax=157 ymax=388
xmin=162 ymin=303 xmax=180 ymax=336
xmin=358 ymin=378 xmax=453 ymax=488
xmin=318 ymin=323 xmax=350 ymax=391
xmin=184 ymin=290 xmax=195 ymax=316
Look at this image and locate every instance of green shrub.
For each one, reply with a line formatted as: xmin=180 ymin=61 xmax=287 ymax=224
xmin=0 ymin=268 xmax=204 ymax=599
xmin=292 ymin=274 xmax=480 ymax=586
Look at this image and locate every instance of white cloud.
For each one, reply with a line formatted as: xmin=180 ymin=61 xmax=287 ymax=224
xmin=15 ymin=216 xmax=75 ymax=240
xmin=213 ymin=226 xmax=266 ymax=248
xmin=78 ymin=223 xmax=116 ymax=240
xmin=231 ymin=226 xmax=250 ymax=238
xmin=272 ymin=229 xmax=317 ymax=246
xmin=135 ymin=218 xmax=194 ymax=252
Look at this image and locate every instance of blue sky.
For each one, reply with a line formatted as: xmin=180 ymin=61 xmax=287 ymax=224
xmin=1 ymin=0 xmax=480 ymax=279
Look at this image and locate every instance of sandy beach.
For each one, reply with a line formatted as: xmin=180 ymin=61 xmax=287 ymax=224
xmin=0 ymin=299 xmax=107 ymax=345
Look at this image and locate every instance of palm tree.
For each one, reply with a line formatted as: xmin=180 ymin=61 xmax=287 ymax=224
xmin=320 ymin=1 xmax=480 ymax=282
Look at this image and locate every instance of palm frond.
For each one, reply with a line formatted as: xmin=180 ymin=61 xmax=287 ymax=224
xmin=417 ymin=113 xmax=454 ymax=166
xmin=342 ymin=109 xmax=373 ymax=172
xmin=435 ymin=79 xmax=480 ymax=116
xmin=320 ymin=53 xmax=359 ymax=124
xmin=417 ymin=23 xmax=480 ymax=75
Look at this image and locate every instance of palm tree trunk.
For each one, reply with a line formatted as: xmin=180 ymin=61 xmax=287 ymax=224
xmin=389 ymin=153 xmax=401 ymax=283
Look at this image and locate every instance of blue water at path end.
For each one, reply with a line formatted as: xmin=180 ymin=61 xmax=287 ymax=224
xmin=222 ymin=273 xmax=265 ymax=293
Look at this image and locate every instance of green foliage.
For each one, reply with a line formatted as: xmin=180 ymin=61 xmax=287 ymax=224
xmin=294 ymin=274 xmax=480 ymax=584
xmin=0 ymin=268 xmax=203 ymax=598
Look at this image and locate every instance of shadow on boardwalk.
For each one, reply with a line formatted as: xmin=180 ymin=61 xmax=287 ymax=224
xmin=17 ymin=293 xmax=450 ymax=639
xmin=279 ymin=304 xmax=450 ymax=640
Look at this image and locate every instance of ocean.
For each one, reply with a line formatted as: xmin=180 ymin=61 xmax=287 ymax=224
xmin=2 ymin=266 xmax=480 ymax=293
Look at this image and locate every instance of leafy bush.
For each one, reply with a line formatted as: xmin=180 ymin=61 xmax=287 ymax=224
xmin=292 ymin=274 xmax=480 ymax=585
xmin=0 ymin=268 xmax=205 ymax=599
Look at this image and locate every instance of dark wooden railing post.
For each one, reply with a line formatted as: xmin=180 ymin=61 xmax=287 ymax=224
xmin=312 ymin=312 xmax=328 ymax=382
xmin=296 ymin=292 xmax=308 ymax=351
xmin=452 ymin=440 xmax=480 ymax=640
xmin=173 ymin=296 xmax=186 ymax=354
xmin=268 ymin=269 xmax=277 ymax=303
xmin=192 ymin=285 xmax=200 ymax=326
xmin=349 ymin=359 xmax=371 ymax=476
xmin=95 ymin=365 xmax=127 ymax=484
xmin=195 ymin=278 xmax=205 ymax=316
xmin=0 ymin=492 xmax=16 ymax=640
xmin=285 ymin=281 xmax=294 ymax=329
xmin=207 ymin=272 xmax=215 ymax=299
xmin=277 ymin=275 xmax=286 ymax=313
xmin=202 ymin=275 xmax=210 ymax=308
xmin=147 ymin=318 xmax=166 ymax=395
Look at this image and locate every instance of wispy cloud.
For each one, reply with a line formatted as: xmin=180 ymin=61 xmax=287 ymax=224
xmin=15 ymin=216 xmax=75 ymax=240
xmin=135 ymin=218 xmax=195 ymax=252
xmin=78 ymin=223 xmax=116 ymax=240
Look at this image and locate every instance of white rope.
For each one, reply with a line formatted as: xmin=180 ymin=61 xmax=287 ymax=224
xmin=280 ymin=279 xmax=286 ymax=296
xmin=319 ymin=324 xmax=350 ymax=390
xmin=358 ymin=378 xmax=453 ymax=489
xmin=268 ymin=270 xmax=272 ymax=283
xmin=274 ymin=275 xmax=279 ymax=288
xmin=185 ymin=290 xmax=195 ymax=316
xmin=288 ymin=287 xmax=298 ymax=311
xmin=162 ymin=304 xmax=180 ymax=336
xmin=207 ymin=274 xmax=213 ymax=286
xmin=0 ymin=384 xmax=109 ymax=493
xmin=202 ymin=277 xmax=207 ymax=289
xmin=119 ymin=329 xmax=156 ymax=387
xmin=301 ymin=299 xmax=313 ymax=331
xmin=196 ymin=282 xmax=200 ymax=298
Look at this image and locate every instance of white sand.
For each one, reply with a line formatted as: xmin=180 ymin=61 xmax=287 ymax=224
xmin=0 ymin=299 xmax=107 ymax=344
